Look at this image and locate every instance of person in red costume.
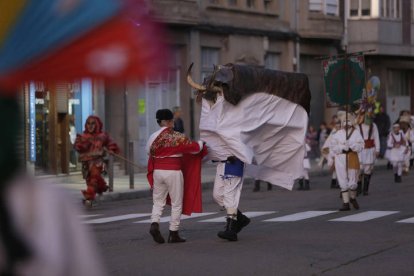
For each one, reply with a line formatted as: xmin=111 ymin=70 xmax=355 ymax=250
xmin=74 ymin=115 xmax=120 ymax=206
xmin=146 ymin=109 xmax=206 ymax=244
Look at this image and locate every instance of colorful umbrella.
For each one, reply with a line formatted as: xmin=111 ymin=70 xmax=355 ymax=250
xmin=0 ymin=0 xmax=168 ymax=90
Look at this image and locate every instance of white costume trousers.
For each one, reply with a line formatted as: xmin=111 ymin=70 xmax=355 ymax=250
xmin=151 ymin=169 xmax=183 ymax=231
xmin=334 ymin=155 xmax=359 ymax=191
xmin=361 ymin=164 xmax=374 ymax=175
xmin=212 ymin=162 xmax=243 ymax=215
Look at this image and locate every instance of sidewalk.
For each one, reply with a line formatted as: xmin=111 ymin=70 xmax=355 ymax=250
xmin=50 ymin=159 xmax=389 ymax=202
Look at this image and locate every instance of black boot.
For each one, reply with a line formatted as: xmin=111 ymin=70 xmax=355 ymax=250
xmin=253 ymin=180 xmax=260 ymax=192
xmin=350 ymin=198 xmax=359 ymax=210
xmin=149 ymin=222 xmax=165 ymax=244
xmin=330 ymin=179 xmax=336 ymax=189
xmin=339 ymin=203 xmax=350 ymax=211
xmin=168 ymin=230 xmax=186 ymax=243
xmin=357 ymin=181 xmax=362 ymax=196
xmin=297 ymin=178 xmax=304 ymax=190
xmin=217 ymin=217 xmax=238 ymax=241
xmin=267 ymin=182 xmax=272 ymax=191
xmin=363 ymin=174 xmax=370 ymax=196
xmin=339 ymin=191 xmax=350 ymax=211
xmin=334 ymin=179 xmax=340 ymax=189
xmin=394 ymin=173 xmax=398 ymax=183
xmin=396 ymin=175 xmax=402 ymax=183
xmin=303 ymin=179 xmax=310 ymax=190
xmin=236 ymin=210 xmax=250 ymax=233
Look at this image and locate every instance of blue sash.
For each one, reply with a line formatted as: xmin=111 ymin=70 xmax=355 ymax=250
xmin=224 ymin=159 xmax=244 ymax=177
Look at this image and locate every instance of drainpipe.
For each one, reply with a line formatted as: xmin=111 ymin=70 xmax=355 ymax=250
xmin=342 ymin=0 xmax=349 ymax=51
xmin=294 ymin=0 xmax=300 ymax=72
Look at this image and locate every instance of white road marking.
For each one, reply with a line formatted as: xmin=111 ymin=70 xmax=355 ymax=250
xmin=264 ymin=211 xmax=337 ymax=222
xmin=329 ymin=211 xmax=399 ymax=222
xmin=85 ymin=213 xmax=151 ymax=224
xmin=396 ymin=217 xmax=414 ymax=223
xmin=134 ymin=212 xmax=217 ymax=223
xmin=199 ymin=211 xmax=277 ymax=223
xmin=79 ymin=214 xmax=103 ymax=219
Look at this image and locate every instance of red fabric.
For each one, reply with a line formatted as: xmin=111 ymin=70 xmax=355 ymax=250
xmin=147 ymin=131 xmax=207 ymax=215
xmin=153 ymin=157 xmax=182 ymax=170
xmin=82 ymin=163 xmax=108 ymax=200
xmin=181 ymin=146 xmax=208 ymax=215
xmin=0 ymin=11 xmax=169 ymax=90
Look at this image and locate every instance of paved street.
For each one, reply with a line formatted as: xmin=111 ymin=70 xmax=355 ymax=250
xmin=77 ymin=166 xmax=414 ymax=276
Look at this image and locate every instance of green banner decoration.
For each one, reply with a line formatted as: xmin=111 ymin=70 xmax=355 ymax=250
xmin=322 ymin=54 xmax=365 ymax=107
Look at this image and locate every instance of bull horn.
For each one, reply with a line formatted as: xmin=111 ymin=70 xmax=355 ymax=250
xmin=187 ymin=63 xmax=206 ymax=91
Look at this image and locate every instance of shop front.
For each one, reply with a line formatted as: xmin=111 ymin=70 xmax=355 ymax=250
xmin=24 ymin=80 xmax=94 ymax=175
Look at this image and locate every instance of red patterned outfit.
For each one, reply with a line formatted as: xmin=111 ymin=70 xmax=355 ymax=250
xmin=147 ymin=127 xmax=206 ymax=232
xmin=74 ymin=116 xmax=120 ymax=201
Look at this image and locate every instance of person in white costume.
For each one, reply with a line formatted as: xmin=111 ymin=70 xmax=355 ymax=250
xmin=297 ymin=140 xmax=311 ymax=190
xmin=330 ymin=119 xmax=364 ymax=211
xmin=387 ymin=123 xmax=409 ymax=183
xmin=321 ymin=118 xmax=341 ymax=189
xmin=187 ymin=63 xmax=310 ymax=241
xmin=357 ymin=114 xmax=380 ymax=196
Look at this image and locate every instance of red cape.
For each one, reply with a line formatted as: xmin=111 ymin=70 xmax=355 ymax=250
xmin=147 ymin=145 xmax=207 ymax=215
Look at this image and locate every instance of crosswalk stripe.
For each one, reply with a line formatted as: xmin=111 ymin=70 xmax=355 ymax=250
xmin=85 ymin=213 xmax=151 ymax=224
xmin=264 ymin=211 xmax=337 ymax=222
xmin=199 ymin=211 xmax=277 ymax=223
xmin=79 ymin=214 xmax=103 ymax=219
xmin=134 ymin=212 xmax=217 ymax=223
xmin=329 ymin=211 xmax=399 ymax=222
xmin=396 ymin=217 xmax=414 ymax=223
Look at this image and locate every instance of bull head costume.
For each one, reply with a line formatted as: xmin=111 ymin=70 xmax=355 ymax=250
xmin=187 ymin=62 xmax=311 ymax=114
xmin=186 ymin=62 xmax=311 ymax=190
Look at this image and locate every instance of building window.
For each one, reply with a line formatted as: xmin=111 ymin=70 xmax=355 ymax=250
xmin=387 ymin=69 xmax=410 ymax=96
xmin=350 ymin=0 xmax=371 ymax=17
xmin=201 ymin=47 xmax=220 ymax=82
xmin=209 ymin=0 xmax=220 ymax=4
xmin=264 ymin=53 xmax=280 ymax=70
xmin=380 ymin=0 xmax=401 ymax=19
xmin=246 ymin=0 xmax=256 ymax=8
xmin=264 ymin=0 xmax=272 ymax=10
xmin=227 ymin=0 xmax=237 ymax=6
xmin=309 ymin=0 xmax=339 ymax=16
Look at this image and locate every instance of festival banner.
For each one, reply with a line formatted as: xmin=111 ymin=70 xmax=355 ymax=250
xmin=322 ymin=54 xmax=365 ymax=107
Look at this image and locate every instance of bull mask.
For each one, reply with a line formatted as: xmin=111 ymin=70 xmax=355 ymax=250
xmin=186 ymin=63 xmax=233 ymax=103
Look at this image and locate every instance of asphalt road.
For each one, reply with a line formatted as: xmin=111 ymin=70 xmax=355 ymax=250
xmin=82 ymin=168 xmax=414 ymax=276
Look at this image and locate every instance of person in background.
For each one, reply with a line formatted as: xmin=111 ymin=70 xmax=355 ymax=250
xmin=317 ymin=122 xmax=330 ymax=156
xmin=306 ymin=125 xmax=319 ymax=160
xmin=321 ymin=119 xmax=341 ymax=189
xmin=172 ymin=106 xmax=185 ymax=133
xmin=387 ymin=123 xmax=409 ymax=183
xmin=74 ymin=115 xmax=120 ymax=206
xmin=297 ymin=139 xmax=311 ymax=191
xmin=398 ymin=114 xmax=413 ymax=175
xmin=252 ymin=179 xmax=272 ymax=192
xmin=357 ymin=112 xmax=380 ymax=196
xmin=373 ymin=105 xmax=390 ymax=158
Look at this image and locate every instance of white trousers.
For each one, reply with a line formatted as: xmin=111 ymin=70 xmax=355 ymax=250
xmin=392 ymin=161 xmax=404 ymax=176
xmin=360 ymin=164 xmax=374 ymax=175
xmin=335 ymin=166 xmax=359 ymax=191
xmin=212 ymin=163 xmax=243 ymax=215
xmin=151 ymin=169 xmax=183 ymax=231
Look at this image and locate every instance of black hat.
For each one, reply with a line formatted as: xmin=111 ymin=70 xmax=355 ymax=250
xmin=156 ymin=109 xmax=173 ymax=121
